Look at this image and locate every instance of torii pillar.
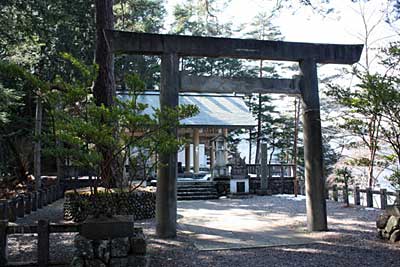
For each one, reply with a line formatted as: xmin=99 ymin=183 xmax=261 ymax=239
xmin=156 ymin=53 xmax=179 ymax=238
xmin=300 ymin=58 xmax=327 ymax=231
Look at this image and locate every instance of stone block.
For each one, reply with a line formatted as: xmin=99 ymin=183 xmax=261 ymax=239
xmin=87 ymin=259 xmax=106 ymax=267
xmin=111 ymin=237 xmax=130 ymax=257
xmin=129 ymin=234 xmax=147 ymax=255
xmin=386 ymin=205 xmax=400 ymax=216
xmin=74 ymin=235 xmax=94 ymax=258
xmin=390 ymin=229 xmax=400 ymax=243
xmin=383 ymin=230 xmax=391 ymax=240
xmin=109 ymin=257 xmax=128 ymax=267
xmin=80 ymin=215 xmax=134 ymax=240
xmin=70 ymin=256 xmax=84 ymax=267
xmin=128 ymin=255 xmax=148 ymax=267
xmin=384 ymin=216 xmax=400 ymax=235
xmin=256 ymin=189 xmax=272 ymax=196
xmin=377 ymin=229 xmax=383 ymax=239
xmin=97 ymin=240 xmax=111 ymax=263
xmin=376 ymin=214 xmax=390 ymax=229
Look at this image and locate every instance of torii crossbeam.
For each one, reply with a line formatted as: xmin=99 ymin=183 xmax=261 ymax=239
xmin=105 ymin=30 xmax=363 ymax=238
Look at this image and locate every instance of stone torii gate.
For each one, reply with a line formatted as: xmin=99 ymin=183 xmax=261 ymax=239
xmin=105 ymin=30 xmax=363 ymax=238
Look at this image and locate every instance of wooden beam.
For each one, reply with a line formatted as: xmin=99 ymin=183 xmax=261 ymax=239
xmin=106 ymin=30 xmax=363 ymax=64
xmin=180 ymin=73 xmax=300 ymax=94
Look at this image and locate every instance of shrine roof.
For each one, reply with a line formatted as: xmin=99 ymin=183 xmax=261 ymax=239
xmin=117 ymin=91 xmax=257 ymax=128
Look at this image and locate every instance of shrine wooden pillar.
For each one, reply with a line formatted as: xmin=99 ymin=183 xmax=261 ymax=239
xmin=184 ymin=140 xmax=191 ymax=175
xmin=193 ymin=129 xmax=200 ymax=174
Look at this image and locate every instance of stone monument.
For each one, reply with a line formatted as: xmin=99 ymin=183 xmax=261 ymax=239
xmin=376 ymin=200 xmax=400 ymax=243
xmin=229 ymin=152 xmax=250 ymax=196
xmin=257 ymin=143 xmax=272 ymax=195
xmin=212 ymin=135 xmax=228 ymax=178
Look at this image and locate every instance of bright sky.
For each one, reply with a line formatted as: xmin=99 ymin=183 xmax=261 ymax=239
xmin=164 ymin=0 xmax=399 ymax=164
xmin=164 ymin=0 xmax=399 ymax=71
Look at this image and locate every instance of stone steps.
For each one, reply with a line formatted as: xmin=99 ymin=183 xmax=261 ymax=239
xmin=178 ymin=190 xmax=215 ymax=196
xmin=177 ymin=181 xmax=218 ymax=201
xmin=178 ymin=188 xmax=215 ymax=193
xmin=178 ymin=195 xmax=219 ymax=201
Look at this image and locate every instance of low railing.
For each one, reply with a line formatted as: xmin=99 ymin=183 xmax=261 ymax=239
xmin=246 ymin=163 xmax=295 ymax=177
xmin=0 ymin=219 xmax=79 ymax=266
xmin=327 ymin=185 xmax=400 ymax=209
xmin=0 ymin=184 xmax=62 ymax=222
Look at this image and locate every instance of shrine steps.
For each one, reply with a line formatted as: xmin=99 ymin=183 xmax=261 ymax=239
xmin=177 ymin=181 xmax=219 ymax=201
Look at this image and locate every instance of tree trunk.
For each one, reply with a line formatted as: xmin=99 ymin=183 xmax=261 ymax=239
xmin=93 ymin=0 xmax=115 ymax=107
xmin=293 ymin=97 xmax=300 ymax=197
xmin=94 ymin=0 xmax=116 ymax=187
xmin=34 ymin=96 xmax=42 ymax=190
xmin=255 ymin=60 xmax=263 ymax=164
xmin=249 ymin=128 xmax=252 ymax=164
xmin=367 ymin=116 xmax=381 ymax=187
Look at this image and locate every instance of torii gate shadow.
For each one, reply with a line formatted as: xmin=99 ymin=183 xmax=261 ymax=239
xmin=175 ymin=195 xmax=379 ymax=250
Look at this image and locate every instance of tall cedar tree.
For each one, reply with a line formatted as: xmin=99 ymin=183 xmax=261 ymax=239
xmin=93 ymin=0 xmax=117 ymax=186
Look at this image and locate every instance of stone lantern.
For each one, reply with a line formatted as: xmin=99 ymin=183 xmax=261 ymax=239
xmin=212 ymin=135 xmax=228 ymax=178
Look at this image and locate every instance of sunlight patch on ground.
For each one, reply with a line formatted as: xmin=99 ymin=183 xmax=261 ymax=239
xmin=275 ymin=194 xmax=307 ymax=201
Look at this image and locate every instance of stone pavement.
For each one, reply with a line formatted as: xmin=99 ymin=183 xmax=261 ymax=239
xmin=177 ymin=195 xmax=317 ymax=250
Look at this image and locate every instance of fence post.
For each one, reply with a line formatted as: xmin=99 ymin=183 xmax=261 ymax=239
xmin=380 ymin=189 xmax=387 ymax=210
xmin=50 ymin=186 xmax=55 ymax=203
xmin=0 ymin=220 xmax=8 ymax=266
xmin=16 ymin=196 xmax=24 ymax=218
xmin=7 ymin=200 xmax=16 ymax=223
xmin=396 ymin=190 xmax=400 ymax=205
xmin=47 ymin=187 xmax=53 ymax=205
xmin=332 ymin=185 xmax=338 ymax=202
xmin=343 ymin=184 xmax=349 ymax=206
xmin=37 ymin=219 xmax=49 ymax=267
xmin=32 ymin=192 xmax=38 ymax=212
xmin=52 ymin=185 xmax=57 ymax=202
xmin=280 ymin=163 xmax=285 ymax=194
xmin=43 ymin=189 xmax=48 ymax=207
xmin=38 ymin=189 xmax=44 ymax=209
xmin=366 ymin=187 xmax=373 ymax=208
xmin=50 ymin=186 xmax=55 ymax=202
xmin=57 ymin=183 xmax=62 ymax=199
xmin=24 ymin=193 xmax=32 ymax=215
xmin=48 ymin=187 xmax=53 ymax=204
xmin=0 ymin=201 xmax=8 ymax=221
xmin=354 ymin=186 xmax=360 ymax=206
xmin=47 ymin=187 xmax=52 ymax=204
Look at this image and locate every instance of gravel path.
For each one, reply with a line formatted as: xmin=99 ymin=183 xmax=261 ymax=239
xmin=7 ymin=195 xmax=400 ymax=266
xmin=7 ymin=199 xmax=76 ymax=264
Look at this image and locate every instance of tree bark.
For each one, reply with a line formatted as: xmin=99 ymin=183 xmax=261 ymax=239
xmin=255 ymin=60 xmax=263 ymax=164
xmin=34 ymin=96 xmax=42 ymax=190
xmin=94 ymin=0 xmax=116 ymax=187
xmin=94 ymin=0 xmax=115 ymax=107
xmin=249 ymin=128 xmax=252 ymax=164
xmin=293 ymin=97 xmax=300 ymax=197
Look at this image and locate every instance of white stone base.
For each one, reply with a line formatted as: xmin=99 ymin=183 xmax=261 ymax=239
xmin=230 ymin=179 xmax=249 ymax=194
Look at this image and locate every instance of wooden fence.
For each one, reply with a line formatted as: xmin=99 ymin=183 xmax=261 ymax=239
xmin=0 ymin=185 xmax=62 ymax=223
xmin=327 ymin=185 xmax=400 ymax=210
xmin=246 ymin=163 xmax=295 ymax=177
xmin=0 ymin=219 xmax=79 ymax=267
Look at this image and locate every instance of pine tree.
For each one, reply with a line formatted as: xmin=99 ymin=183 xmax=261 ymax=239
xmin=245 ymin=11 xmax=284 ymax=164
xmin=171 ymin=0 xmax=252 ymax=78
xmin=114 ymin=0 xmax=166 ymax=90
